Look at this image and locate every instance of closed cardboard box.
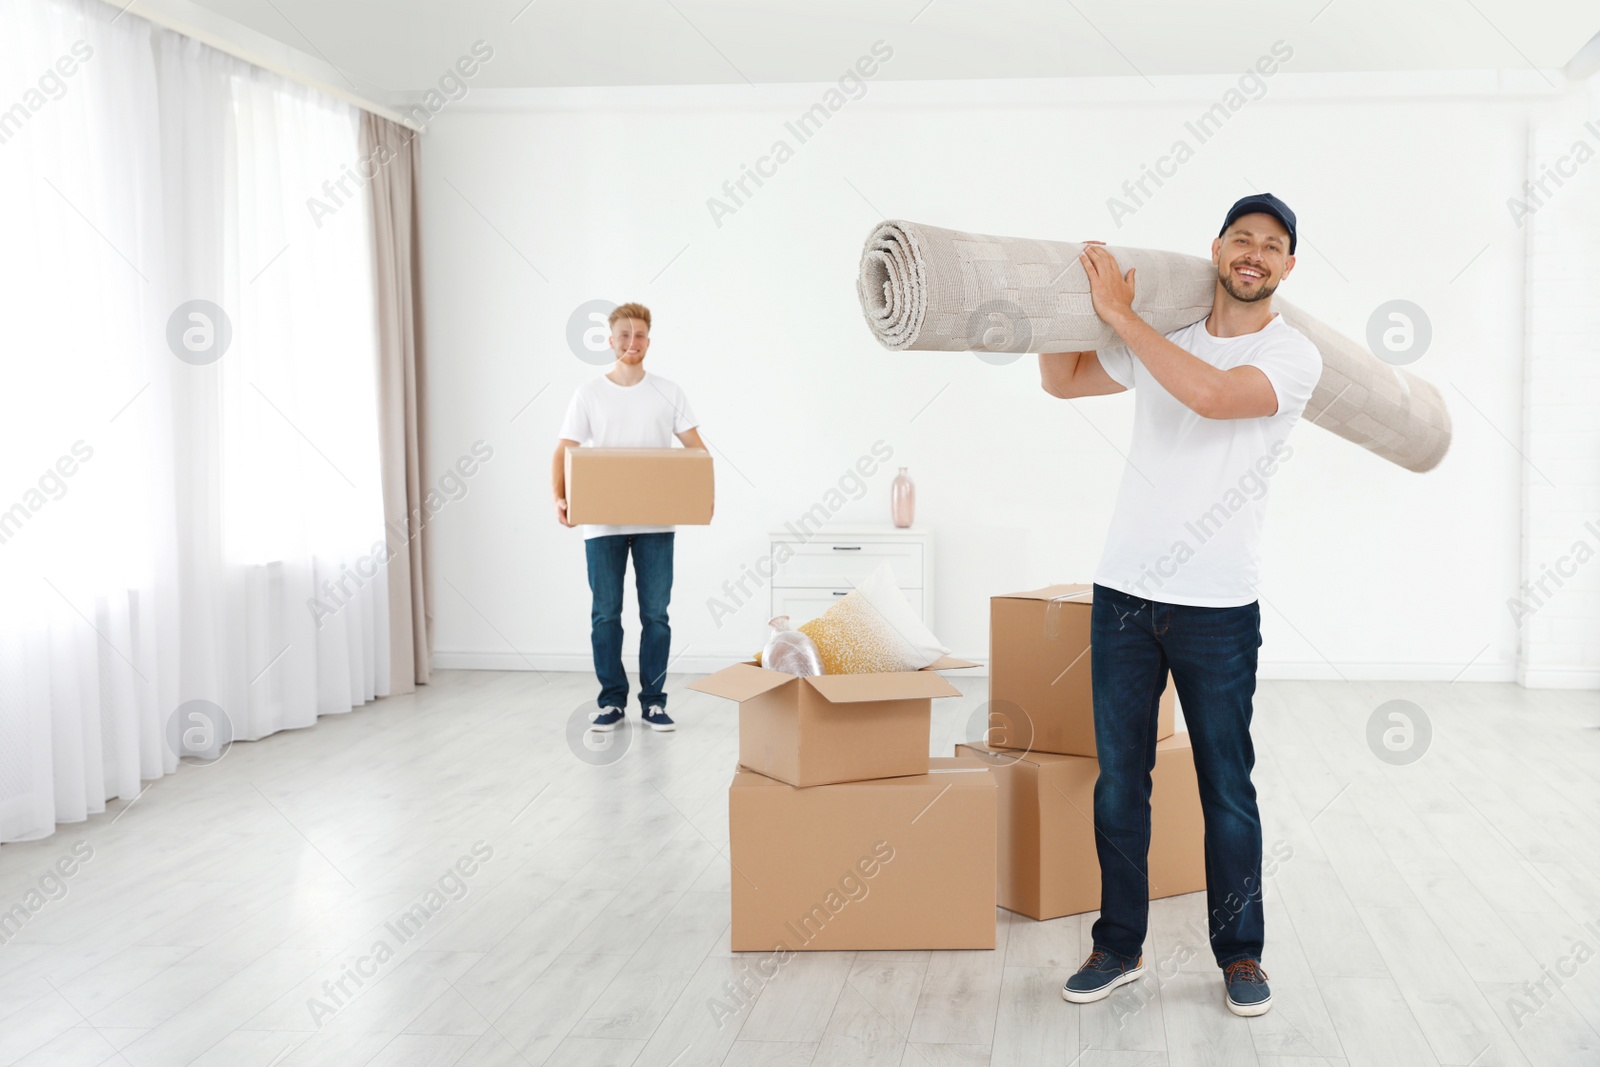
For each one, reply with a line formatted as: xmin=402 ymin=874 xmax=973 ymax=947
xmin=728 ymin=756 xmax=997 ymax=951
xmin=564 ymin=447 xmax=713 ymax=525
xmin=687 ymin=657 xmax=976 ymax=787
xmin=989 ymin=584 xmax=1176 ymax=757
xmin=955 ymin=733 xmax=1205 ymax=921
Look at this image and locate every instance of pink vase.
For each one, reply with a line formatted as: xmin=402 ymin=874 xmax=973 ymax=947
xmin=890 ymin=467 xmax=915 ymax=528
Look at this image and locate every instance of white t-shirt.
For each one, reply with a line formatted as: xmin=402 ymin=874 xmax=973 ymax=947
xmin=1092 ymin=311 xmax=1322 ymax=607
xmin=558 ymin=371 xmax=699 ymax=540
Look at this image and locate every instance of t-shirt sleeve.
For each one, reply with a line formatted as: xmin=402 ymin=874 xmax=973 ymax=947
xmin=557 ymin=389 xmax=589 ymax=443
xmin=1096 ymin=340 xmax=1135 ymax=389
xmin=1248 ymin=336 xmax=1323 ymax=420
xmin=669 ymin=384 xmax=698 ymax=434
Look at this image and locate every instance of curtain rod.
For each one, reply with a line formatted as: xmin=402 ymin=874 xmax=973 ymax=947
xmin=98 ymin=0 xmax=425 ymax=131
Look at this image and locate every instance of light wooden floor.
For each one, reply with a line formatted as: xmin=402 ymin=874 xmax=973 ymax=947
xmin=1 ymin=669 xmax=1597 ymax=1067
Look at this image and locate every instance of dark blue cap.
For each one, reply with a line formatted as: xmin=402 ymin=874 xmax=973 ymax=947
xmin=1219 ymin=193 xmax=1296 ymax=254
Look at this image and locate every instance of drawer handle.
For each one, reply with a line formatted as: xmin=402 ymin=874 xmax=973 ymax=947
xmin=832 ymin=591 xmax=849 ymax=596
xmin=831 ymin=545 xmax=862 ymax=551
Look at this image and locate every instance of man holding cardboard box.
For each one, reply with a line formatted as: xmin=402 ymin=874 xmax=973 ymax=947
xmin=553 ymin=303 xmax=709 ymax=733
xmin=1038 ymin=195 xmax=1322 ymax=1017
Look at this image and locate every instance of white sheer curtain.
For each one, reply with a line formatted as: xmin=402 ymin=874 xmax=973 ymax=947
xmin=0 ymin=0 xmax=390 ymax=843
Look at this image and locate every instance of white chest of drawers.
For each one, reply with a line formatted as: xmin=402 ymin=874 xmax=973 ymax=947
xmin=766 ymin=526 xmax=933 ymax=629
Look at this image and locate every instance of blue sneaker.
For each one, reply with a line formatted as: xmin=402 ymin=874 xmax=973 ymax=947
xmin=1223 ymin=958 xmax=1272 ymax=1016
xmin=588 ymin=706 xmax=625 ymax=731
xmin=1061 ymin=949 xmax=1145 ymax=1003
xmin=642 ymin=705 xmax=675 ymax=732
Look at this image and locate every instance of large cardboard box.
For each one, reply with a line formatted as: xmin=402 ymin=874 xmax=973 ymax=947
xmin=989 ymin=584 xmax=1176 ymax=757
xmin=955 ymin=733 xmax=1205 ymax=921
xmin=564 ymin=447 xmax=713 ymax=525
xmin=728 ymin=756 xmax=997 ymax=951
xmin=688 ymin=657 xmax=977 ymax=787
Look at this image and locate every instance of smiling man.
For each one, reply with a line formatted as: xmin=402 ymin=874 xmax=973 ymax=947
xmin=1038 ymin=194 xmax=1322 ymax=1017
xmin=553 ymin=303 xmax=707 ymax=734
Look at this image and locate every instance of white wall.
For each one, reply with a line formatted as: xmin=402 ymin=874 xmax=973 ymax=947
xmin=416 ymin=64 xmax=1589 ymax=682
xmin=1520 ymin=79 xmax=1600 ymax=687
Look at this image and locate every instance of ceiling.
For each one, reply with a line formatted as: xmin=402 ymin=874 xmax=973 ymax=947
xmin=171 ymin=0 xmax=1600 ymax=92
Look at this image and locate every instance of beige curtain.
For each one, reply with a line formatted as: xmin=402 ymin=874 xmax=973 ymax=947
xmin=362 ymin=112 xmax=433 ymax=690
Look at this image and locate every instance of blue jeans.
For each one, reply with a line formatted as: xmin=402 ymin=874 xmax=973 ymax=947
xmin=585 ymin=532 xmax=675 ymax=711
xmin=1089 ymin=582 xmax=1264 ymax=968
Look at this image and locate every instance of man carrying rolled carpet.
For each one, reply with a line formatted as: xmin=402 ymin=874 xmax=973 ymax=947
xmin=1039 ymin=194 xmax=1321 ymax=1017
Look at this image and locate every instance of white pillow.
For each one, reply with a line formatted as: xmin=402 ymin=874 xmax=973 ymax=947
xmin=798 ymin=561 xmax=950 ymax=674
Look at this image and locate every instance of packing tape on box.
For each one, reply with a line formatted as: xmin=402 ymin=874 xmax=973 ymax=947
xmin=1044 ymin=589 xmax=1092 ymax=639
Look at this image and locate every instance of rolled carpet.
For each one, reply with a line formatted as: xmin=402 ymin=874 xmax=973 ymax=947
xmin=856 ymin=219 xmax=1451 ymax=473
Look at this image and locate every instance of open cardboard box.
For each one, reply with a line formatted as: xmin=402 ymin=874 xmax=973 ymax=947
xmin=956 ymin=733 xmax=1205 ymax=921
xmin=990 ymin=583 xmax=1176 ymax=757
xmin=728 ymin=755 xmax=997 ymax=951
xmin=564 ymin=447 xmax=713 ymax=525
xmin=688 ymin=656 xmax=978 ymax=787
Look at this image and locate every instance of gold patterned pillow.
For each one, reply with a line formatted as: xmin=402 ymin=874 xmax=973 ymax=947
xmin=794 ymin=562 xmax=950 ymax=674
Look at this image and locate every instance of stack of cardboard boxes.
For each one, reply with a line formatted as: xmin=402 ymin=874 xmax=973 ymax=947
xmin=575 ymin=424 xmax=1214 ymax=946
xmin=689 ymin=657 xmax=998 ymax=951
xmin=956 ymin=585 xmax=1207 ymax=921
